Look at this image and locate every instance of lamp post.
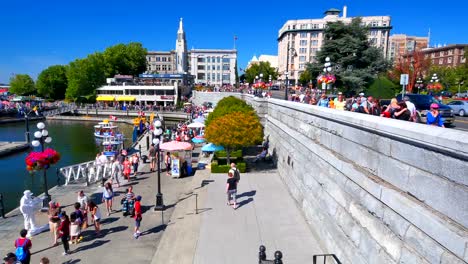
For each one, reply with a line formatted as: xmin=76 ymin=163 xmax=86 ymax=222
xmin=31 ymin=122 xmax=53 ymax=208
xmin=284 ymin=43 xmax=297 ymax=100
xmin=153 ymin=119 xmax=164 ymax=211
xmin=269 ymin=75 xmax=272 ymax=91
xmin=416 ymin=76 xmax=424 ymax=94
xmin=323 ymin=57 xmax=333 ymax=94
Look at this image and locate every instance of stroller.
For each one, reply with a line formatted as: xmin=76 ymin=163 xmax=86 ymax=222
xmin=121 ymin=198 xmax=135 ymax=217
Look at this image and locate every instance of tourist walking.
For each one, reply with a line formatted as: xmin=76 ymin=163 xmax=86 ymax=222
xmin=88 ymin=201 xmax=101 ymax=235
xmin=149 ymin=144 xmax=156 ymax=172
xmin=57 ymin=212 xmax=70 ymax=255
xmin=226 ymin=171 xmax=238 ymax=209
xmin=77 ymin=191 xmax=89 ymax=229
xmin=133 ymin=195 xmax=142 ymax=239
xmin=229 ymin=163 xmax=241 ymax=184
xmin=131 ymin=153 xmax=140 ymax=177
xmin=102 ymin=182 xmax=114 ymax=216
xmin=47 ymin=201 xmax=61 ymax=246
xmin=14 ymin=229 xmax=31 ymax=264
xmin=3 ymin=252 xmax=21 ymax=264
xmin=165 ymin=152 xmax=171 ymax=175
xmin=110 ymin=157 xmax=121 ymax=187
xmin=123 ymin=157 xmax=132 ymax=181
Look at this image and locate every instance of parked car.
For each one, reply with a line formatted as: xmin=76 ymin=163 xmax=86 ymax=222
xmin=433 ymin=91 xmax=453 ymax=98
xmin=455 ymin=91 xmax=468 ymax=98
xmin=447 ymin=100 xmax=468 ymax=116
xmin=396 ymin=94 xmax=455 ymax=125
xmin=270 ymin=85 xmax=280 ymax=90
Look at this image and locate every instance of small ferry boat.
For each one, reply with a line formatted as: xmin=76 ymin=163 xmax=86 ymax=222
xmin=101 ymin=135 xmax=124 ymax=157
xmin=94 ymin=120 xmax=122 ymax=139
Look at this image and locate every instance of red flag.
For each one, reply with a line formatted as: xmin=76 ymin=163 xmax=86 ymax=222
xmin=110 ymin=115 xmax=117 ymax=121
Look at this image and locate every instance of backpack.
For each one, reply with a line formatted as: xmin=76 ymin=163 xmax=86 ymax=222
xmin=233 ymin=168 xmax=241 ymax=182
xmin=15 ymin=238 xmax=29 ymax=261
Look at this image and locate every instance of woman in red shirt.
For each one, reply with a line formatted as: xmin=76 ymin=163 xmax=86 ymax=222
xmin=57 ymin=213 xmax=71 ymax=255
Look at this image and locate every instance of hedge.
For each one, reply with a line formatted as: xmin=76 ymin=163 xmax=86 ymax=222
xmin=213 ymin=149 xmax=243 ymax=158
xmin=211 ymin=160 xmax=246 ymax=173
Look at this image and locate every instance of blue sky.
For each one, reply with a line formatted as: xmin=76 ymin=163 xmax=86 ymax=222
xmin=1 ymin=0 xmax=467 ymax=84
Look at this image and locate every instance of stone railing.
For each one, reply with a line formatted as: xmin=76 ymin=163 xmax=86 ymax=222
xmin=242 ymin=94 xmax=468 ymax=264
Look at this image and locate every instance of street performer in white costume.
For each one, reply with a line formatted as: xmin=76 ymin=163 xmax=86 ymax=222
xmin=19 ymin=190 xmax=38 ymax=231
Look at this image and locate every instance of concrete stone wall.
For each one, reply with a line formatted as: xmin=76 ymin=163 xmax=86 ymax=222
xmin=191 ymin=91 xmax=242 ymax=107
xmin=242 ymin=95 xmax=468 ymax=264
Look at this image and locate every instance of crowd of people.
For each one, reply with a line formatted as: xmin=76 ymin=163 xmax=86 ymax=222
xmin=283 ymin=91 xmax=445 ymax=127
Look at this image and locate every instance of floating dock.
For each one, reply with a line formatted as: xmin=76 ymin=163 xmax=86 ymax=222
xmin=0 ymin=141 xmax=29 ymax=157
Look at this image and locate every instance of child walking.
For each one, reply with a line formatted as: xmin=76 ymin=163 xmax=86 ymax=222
xmin=133 ymin=195 xmax=142 ymax=239
xmin=88 ymin=201 xmax=101 ymax=235
xmin=69 ymin=212 xmax=82 ymax=244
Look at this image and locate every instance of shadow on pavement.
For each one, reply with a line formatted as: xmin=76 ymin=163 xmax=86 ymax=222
xmin=73 ymin=239 xmax=110 ymax=253
xmin=237 ymin=197 xmax=253 ymax=209
xmin=237 ymin=190 xmax=256 ymax=199
xmin=62 ymin=259 xmax=81 ymax=264
xmin=140 ymin=224 xmax=167 ymax=236
xmin=100 ymin=216 xmax=120 ymax=225
xmin=100 ymin=225 xmax=128 ymax=237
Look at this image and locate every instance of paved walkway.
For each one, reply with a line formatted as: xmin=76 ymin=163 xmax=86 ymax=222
xmin=193 ymin=170 xmax=323 ymax=263
xmin=0 ymin=134 xmax=192 ymax=264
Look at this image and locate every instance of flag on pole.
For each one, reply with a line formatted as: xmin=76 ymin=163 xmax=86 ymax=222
xmin=109 ymin=115 xmax=118 ymax=121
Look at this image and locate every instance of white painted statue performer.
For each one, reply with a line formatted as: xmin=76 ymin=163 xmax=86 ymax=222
xmin=19 ymin=190 xmax=48 ymax=236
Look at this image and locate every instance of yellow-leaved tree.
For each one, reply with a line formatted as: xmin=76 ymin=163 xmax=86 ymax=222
xmin=205 ymin=111 xmax=263 ymax=164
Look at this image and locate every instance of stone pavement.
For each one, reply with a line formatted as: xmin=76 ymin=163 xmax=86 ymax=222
xmin=0 ymin=134 xmax=192 ymax=264
xmin=151 ymin=161 xmax=324 ymax=264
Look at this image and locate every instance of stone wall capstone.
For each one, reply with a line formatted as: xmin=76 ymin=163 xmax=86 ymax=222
xmin=242 ymin=94 xmax=468 ymax=264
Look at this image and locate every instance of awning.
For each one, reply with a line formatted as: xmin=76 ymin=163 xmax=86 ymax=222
xmin=96 ymin=95 xmax=115 ymax=101
xmin=116 ymin=96 xmax=136 ymax=101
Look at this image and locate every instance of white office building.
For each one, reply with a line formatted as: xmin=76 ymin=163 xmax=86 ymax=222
xmin=277 ymin=6 xmax=392 ymax=83
xmin=188 ymin=49 xmax=237 ymax=86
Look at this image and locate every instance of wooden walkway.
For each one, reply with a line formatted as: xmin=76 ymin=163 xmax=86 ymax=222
xmin=0 ymin=141 xmax=29 ymax=157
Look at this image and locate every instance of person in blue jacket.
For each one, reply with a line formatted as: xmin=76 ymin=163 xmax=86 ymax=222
xmin=426 ymin=103 xmax=445 ymax=128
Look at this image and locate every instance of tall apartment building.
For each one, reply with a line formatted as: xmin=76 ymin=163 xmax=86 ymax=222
xmin=188 ymin=49 xmax=237 ymax=86
xmin=403 ymin=44 xmax=467 ymax=67
xmin=277 ymin=6 xmax=392 ymax=83
xmin=388 ymin=34 xmax=429 ymax=62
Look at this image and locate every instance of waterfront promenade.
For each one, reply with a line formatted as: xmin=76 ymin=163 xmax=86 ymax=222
xmin=0 ymin=136 xmax=324 ymax=263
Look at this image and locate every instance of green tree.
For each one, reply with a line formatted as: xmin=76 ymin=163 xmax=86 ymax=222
xmin=244 ymin=61 xmax=278 ymax=84
xmin=367 ymin=75 xmax=399 ymax=99
xmin=36 ymin=65 xmax=68 ymax=100
xmin=66 ymin=53 xmax=106 ymax=100
xmin=428 ymin=65 xmax=468 ymax=94
xmin=305 ymin=18 xmax=390 ymax=95
xmin=9 ymin=74 xmax=36 ymax=95
xmin=205 ymin=111 xmax=263 ymax=164
xmin=103 ymin=42 xmax=147 ymax=77
xmin=299 ymin=70 xmax=312 ymax=86
xmin=205 ymin=96 xmax=255 ymax=127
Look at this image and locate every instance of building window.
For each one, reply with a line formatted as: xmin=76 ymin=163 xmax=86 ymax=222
xmin=299 ymin=48 xmax=307 ymax=54
xmin=156 ymin=65 xmax=161 ymax=71
xmin=300 ymin=24 xmax=307 ymax=29
xmin=147 ymin=57 xmax=152 ymax=62
xmin=292 ymin=25 xmax=296 ymax=29
xmin=310 ymin=32 xmax=318 ymax=38
xmin=310 ymin=48 xmax=318 ymax=54
xmin=311 ymin=40 xmax=318 ymax=46
xmin=197 ymin=57 xmax=205 ymax=63
xmin=448 ymin=57 xmax=452 ymax=63
xmin=300 ymin=32 xmax=307 ymax=38
xmin=222 ymin=58 xmax=230 ymax=63
xmin=217 ymin=57 xmax=220 ymax=63
xmin=299 ymin=56 xmax=306 ymax=62
xmin=440 ymin=51 xmax=444 ymax=56
xmin=162 ymin=65 xmax=167 ymax=71
xmin=439 ymin=59 xmax=443 ymax=65
xmin=299 ymin=63 xmax=305 ymax=69
xmin=217 ymin=65 xmax=220 ymax=70
xmin=300 ymin=40 xmax=307 ymax=46
xmin=311 ymin=24 xmax=319 ymax=29
xmin=162 ymin=57 xmax=167 ymax=62
xmin=198 ymin=65 xmax=205 ymax=70
xmin=168 ymin=66 xmax=171 ymax=71
xmin=156 ymin=57 xmax=161 ymax=62
xmin=212 ymin=66 xmax=216 ymax=70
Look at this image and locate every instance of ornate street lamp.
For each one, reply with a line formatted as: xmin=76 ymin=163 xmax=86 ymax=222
xmin=31 ymin=122 xmax=53 ymax=208
xmin=416 ymin=76 xmax=424 ymax=94
xmin=284 ymin=43 xmax=297 ymax=100
xmin=153 ymin=119 xmax=164 ymax=211
xmin=323 ymin=57 xmax=333 ymax=94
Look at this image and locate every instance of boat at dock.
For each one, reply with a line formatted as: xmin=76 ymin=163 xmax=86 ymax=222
xmin=101 ymin=135 xmax=124 ymax=157
xmin=94 ymin=120 xmax=122 ymax=139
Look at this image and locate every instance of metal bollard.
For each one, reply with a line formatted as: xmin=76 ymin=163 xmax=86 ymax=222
xmin=195 ymin=193 xmax=198 ymax=214
xmin=139 ymin=145 xmax=142 ymax=156
xmin=259 ymin=245 xmax=267 ymax=263
xmin=0 ymin=193 xmax=5 ymax=218
xmin=274 ymin=251 xmax=283 ymax=264
xmin=146 ymin=135 xmax=150 ymax=151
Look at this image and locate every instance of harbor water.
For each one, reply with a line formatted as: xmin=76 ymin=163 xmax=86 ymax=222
xmin=0 ymin=119 xmax=134 ymax=213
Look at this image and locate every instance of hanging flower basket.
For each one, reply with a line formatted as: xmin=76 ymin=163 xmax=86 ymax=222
xmin=25 ymin=148 xmax=61 ymax=171
xmin=317 ymin=74 xmax=336 ymax=84
xmin=427 ymin=83 xmax=442 ymax=90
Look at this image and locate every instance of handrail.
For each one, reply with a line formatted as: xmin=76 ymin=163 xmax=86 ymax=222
xmin=312 ymin=254 xmax=342 ymax=264
xmin=59 ymin=160 xmax=113 ymax=186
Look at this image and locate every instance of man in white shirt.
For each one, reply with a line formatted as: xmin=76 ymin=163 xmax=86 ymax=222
xmin=403 ymin=96 xmax=417 ymax=122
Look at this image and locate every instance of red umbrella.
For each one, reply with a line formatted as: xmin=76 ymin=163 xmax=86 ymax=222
xmin=160 ymin=141 xmax=192 ymax=151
